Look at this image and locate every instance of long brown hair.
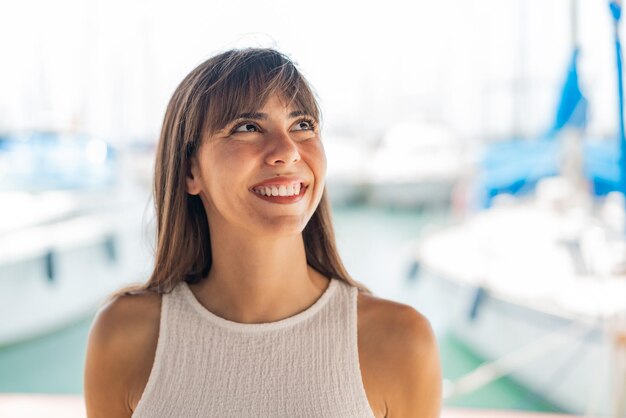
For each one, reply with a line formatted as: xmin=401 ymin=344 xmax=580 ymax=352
xmin=106 ymin=47 xmax=372 ymax=304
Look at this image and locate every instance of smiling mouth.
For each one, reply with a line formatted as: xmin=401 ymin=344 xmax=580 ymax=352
xmin=251 ymin=183 xmax=306 ymax=196
xmin=250 ymin=184 xmax=309 ymax=204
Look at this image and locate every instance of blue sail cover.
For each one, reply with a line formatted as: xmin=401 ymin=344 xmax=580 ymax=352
xmin=550 ymin=48 xmax=588 ymax=133
xmin=474 ymin=138 xmax=620 ymax=208
xmin=475 ymin=46 xmax=620 ymax=208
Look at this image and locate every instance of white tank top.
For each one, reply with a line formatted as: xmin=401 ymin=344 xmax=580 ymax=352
xmin=132 ymin=277 xmax=377 ymax=418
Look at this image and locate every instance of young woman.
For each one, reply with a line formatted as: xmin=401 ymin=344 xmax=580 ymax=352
xmin=84 ymin=47 xmax=442 ymax=418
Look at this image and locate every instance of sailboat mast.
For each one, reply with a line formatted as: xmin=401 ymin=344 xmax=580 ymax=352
xmin=611 ymin=1 xmax=626 ymax=196
xmin=571 ymin=0 xmax=579 ymax=49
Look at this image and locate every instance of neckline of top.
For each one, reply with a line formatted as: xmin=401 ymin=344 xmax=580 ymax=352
xmin=178 ymin=278 xmax=340 ymax=332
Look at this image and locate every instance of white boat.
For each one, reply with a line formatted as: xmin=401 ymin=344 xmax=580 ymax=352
xmin=407 ymin=2 xmax=626 ymax=412
xmin=0 ymin=144 xmax=154 ymax=346
xmin=362 ymin=121 xmax=473 ymax=209
xmin=409 ymin=176 xmax=626 ymax=416
xmin=324 ymin=133 xmax=371 ymax=206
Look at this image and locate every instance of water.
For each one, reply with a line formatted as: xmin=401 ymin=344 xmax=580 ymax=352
xmin=0 ymin=203 xmax=564 ymax=412
xmin=332 ymin=204 xmax=563 ymax=413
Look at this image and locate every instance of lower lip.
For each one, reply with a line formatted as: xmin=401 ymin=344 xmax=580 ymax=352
xmin=250 ymin=185 xmax=309 ymax=204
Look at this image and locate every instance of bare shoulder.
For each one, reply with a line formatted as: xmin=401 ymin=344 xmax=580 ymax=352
xmin=84 ymin=289 xmax=161 ymax=418
xmin=357 ymin=291 xmax=434 ymax=337
xmin=357 ymin=291 xmax=442 ymax=418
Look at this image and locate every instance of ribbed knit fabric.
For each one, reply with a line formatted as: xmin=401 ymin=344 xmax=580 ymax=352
xmin=132 ymin=277 xmax=377 ymax=418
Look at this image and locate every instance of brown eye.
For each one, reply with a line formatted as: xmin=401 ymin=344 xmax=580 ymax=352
xmin=293 ymin=118 xmax=316 ymax=131
xmin=233 ymin=123 xmax=259 ymax=133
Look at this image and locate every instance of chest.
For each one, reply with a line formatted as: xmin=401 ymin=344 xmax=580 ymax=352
xmin=130 ymin=298 xmax=384 ymax=417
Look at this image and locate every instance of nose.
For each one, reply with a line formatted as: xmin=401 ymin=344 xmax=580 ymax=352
xmin=265 ymin=129 xmax=301 ymax=165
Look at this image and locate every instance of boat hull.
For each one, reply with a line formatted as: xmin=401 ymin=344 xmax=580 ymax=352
xmin=412 ymin=271 xmax=620 ymax=416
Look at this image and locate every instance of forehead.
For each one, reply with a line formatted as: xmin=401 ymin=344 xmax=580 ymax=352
xmin=237 ymin=94 xmax=308 ymax=118
xmin=242 ymin=93 xmax=302 ymax=116
xmin=258 ymin=94 xmax=292 ymax=110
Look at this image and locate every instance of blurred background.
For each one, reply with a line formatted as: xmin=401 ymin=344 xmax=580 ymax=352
xmin=1 ymin=0 xmax=626 ymax=416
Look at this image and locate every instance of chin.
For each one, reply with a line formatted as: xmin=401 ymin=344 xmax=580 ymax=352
xmin=247 ymin=217 xmax=309 ymax=237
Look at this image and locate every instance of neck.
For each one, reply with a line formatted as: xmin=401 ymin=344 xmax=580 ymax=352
xmin=188 ymin=225 xmax=330 ymax=324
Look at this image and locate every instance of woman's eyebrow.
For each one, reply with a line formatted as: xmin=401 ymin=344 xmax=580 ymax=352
xmin=234 ymin=110 xmax=310 ymax=120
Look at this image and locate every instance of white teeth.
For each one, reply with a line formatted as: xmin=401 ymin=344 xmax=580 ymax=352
xmin=253 ymin=182 xmax=304 ymax=197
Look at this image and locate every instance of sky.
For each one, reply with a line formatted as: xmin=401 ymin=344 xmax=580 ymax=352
xmin=0 ymin=0 xmax=623 ymax=144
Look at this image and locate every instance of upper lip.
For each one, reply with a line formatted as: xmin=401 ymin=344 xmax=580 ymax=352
xmin=250 ymin=176 xmax=309 ymax=190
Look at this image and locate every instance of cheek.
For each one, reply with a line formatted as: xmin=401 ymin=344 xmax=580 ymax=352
xmin=208 ymin=146 xmax=249 ymax=177
xmin=196 ymin=155 xmax=234 ymax=199
xmin=311 ymin=143 xmax=327 ymax=176
xmin=302 ymin=147 xmax=326 ymax=201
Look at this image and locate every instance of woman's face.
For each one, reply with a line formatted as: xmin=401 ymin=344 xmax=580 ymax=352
xmin=186 ymin=93 xmax=327 ymax=237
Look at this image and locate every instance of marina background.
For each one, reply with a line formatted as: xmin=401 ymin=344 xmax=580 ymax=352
xmin=1 ymin=0 xmax=625 ymax=416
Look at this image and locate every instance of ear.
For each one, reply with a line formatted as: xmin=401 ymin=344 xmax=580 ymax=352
xmin=185 ymin=155 xmax=202 ymax=196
